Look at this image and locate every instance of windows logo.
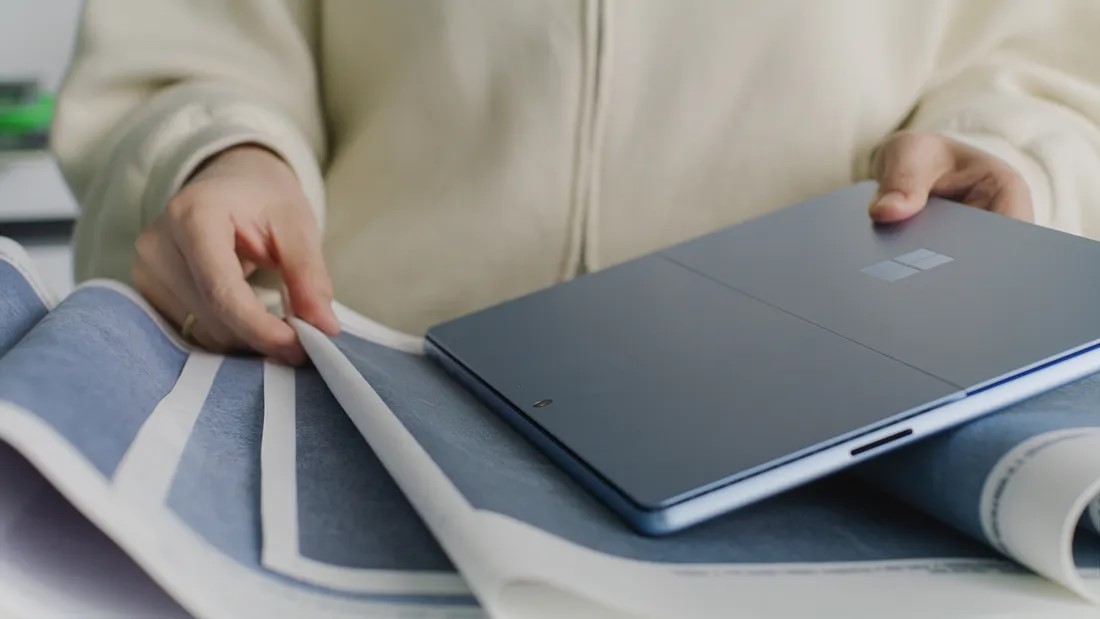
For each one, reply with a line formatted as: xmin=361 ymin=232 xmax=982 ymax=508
xmin=862 ymin=249 xmax=954 ymax=282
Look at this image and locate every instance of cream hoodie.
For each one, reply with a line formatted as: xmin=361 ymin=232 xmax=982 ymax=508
xmin=53 ymin=1 xmax=1100 ymax=333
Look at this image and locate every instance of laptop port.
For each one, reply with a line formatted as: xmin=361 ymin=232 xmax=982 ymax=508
xmin=851 ymin=429 xmax=913 ymax=457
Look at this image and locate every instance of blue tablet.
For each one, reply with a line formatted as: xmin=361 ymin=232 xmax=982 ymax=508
xmin=426 ymin=182 xmax=1100 ymax=535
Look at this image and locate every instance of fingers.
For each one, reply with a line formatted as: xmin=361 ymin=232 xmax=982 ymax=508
xmin=133 ymin=225 xmax=248 ymax=353
xmin=132 ymin=144 xmax=334 ymax=366
xmin=270 ymin=214 xmax=340 ymax=335
xmin=869 ymin=132 xmax=956 ymax=223
xmin=935 ymin=159 xmax=1034 ymax=222
xmin=134 ymin=267 xmax=227 ymax=353
xmin=989 ymin=174 xmax=1033 ymax=221
xmin=167 ymin=201 xmax=307 ymax=365
xmin=869 ymin=132 xmax=1034 ymax=224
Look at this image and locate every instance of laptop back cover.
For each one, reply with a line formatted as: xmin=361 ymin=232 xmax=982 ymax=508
xmin=427 ymin=182 xmax=1100 ymax=511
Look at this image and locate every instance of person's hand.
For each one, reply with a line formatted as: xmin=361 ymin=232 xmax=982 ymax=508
xmin=869 ymin=131 xmax=1033 ymax=224
xmin=132 ymin=144 xmax=340 ymax=365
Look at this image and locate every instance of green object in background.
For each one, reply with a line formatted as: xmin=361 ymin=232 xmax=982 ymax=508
xmin=0 ymin=94 xmax=54 ymax=134
xmin=0 ymin=79 xmax=39 ymax=107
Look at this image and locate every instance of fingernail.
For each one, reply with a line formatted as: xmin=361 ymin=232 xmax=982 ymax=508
xmin=324 ymin=313 xmax=341 ymax=336
xmin=871 ymin=191 xmax=906 ymax=217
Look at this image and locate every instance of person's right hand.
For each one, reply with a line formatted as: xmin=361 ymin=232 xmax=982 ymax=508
xmin=132 ymin=144 xmax=340 ymax=365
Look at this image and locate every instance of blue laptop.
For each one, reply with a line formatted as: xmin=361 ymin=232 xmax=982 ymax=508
xmin=425 ymin=182 xmax=1100 ymax=535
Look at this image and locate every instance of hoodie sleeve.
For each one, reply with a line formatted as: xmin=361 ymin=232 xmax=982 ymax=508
xmin=51 ymin=0 xmax=326 ymax=284
xmin=883 ymin=1 xmax=1100 ymax=238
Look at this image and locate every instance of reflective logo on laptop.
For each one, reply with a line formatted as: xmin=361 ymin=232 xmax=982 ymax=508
xmin=862 ymin=249 xmax=954 ymax=282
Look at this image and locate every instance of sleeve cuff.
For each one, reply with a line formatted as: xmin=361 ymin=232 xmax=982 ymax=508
xmin=136 ymin=96 xmax=326 ymax=232
xmin=935 ymin=130 xmax=1054 ymax=228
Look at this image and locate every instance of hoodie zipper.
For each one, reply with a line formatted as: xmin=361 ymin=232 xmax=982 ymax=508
xmin=564 ymin=0 xmax=609 ymax=278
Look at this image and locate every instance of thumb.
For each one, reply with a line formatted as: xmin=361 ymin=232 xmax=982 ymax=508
xmin=272 ymin=220 xmax=340 ymax=336
xmin=870 ymin=133 xmax=956 ymax=223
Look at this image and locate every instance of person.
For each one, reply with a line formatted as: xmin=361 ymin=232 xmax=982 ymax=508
xmin=52 ymin=1 xmax=1100 ymax=365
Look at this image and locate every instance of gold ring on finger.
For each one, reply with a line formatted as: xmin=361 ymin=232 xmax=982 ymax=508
xmin=181 ymin=312 xmax=199 ymax=344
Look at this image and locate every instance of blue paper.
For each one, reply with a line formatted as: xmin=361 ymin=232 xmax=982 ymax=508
xmin=294 ymin=366 xmax=456 ymax=571
xmin=0 ymin=260 xmax=47 ymax=356
xmin=164 ymin=350 xmax=473 ymax=604
xmin=0 ymin=282 xmax=474 ymax=606
xmin=867 ymin=373 xmax=1100 ymax=565
xmin=334 ymin=332 xmax=1004 ymax=566
xmin=168 ymin=357 xmax=266 ymax=566
xmin=0 ymin=287 xmax=186 ymax=476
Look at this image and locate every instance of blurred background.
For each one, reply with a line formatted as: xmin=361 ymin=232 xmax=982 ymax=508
xmin=0 ymin=0 xmax=81 ymax=297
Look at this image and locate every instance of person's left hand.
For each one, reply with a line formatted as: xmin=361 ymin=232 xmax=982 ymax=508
xmin=869 ymin=131 xmax=1033 ymax=224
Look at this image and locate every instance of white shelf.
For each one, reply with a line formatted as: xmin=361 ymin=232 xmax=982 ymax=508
xmin=0 ymin=152 xmax=78 ymax=223
xmin=0 ymin=152 xmax=78 ymax=297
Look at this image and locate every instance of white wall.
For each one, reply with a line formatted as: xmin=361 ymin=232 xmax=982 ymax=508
xmin=0 ymin=0 xmax=82 ymax=91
